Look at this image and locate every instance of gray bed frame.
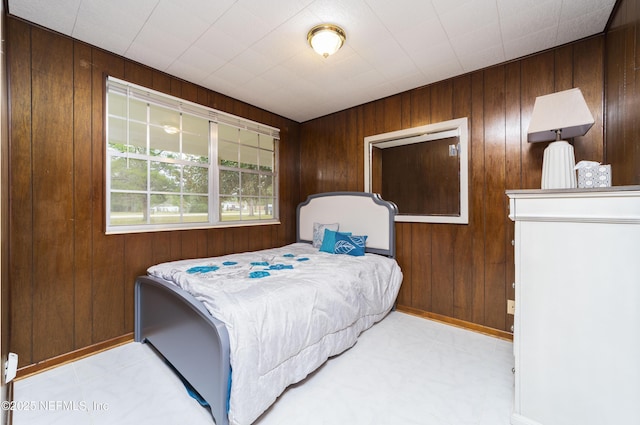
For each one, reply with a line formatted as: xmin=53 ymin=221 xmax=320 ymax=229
xmin=134 ymin=192 xmax=397 ymax=425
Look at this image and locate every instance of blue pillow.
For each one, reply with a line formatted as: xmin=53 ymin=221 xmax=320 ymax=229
xmin=333 ymin=233 xmax=368 ymax=256
xmin=320 ymin=229 xmax=351 ymax=253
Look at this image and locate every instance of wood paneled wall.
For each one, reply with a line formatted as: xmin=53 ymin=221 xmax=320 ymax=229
xmin=606 ymin=0 xmax=640 ymax=185
xmin=7 ymin=17 xmax=301 ymax=369
xmin=300 ymin=36 xmax=605 ymax=333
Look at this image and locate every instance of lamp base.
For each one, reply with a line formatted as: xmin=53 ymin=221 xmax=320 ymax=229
xmin=541 ymin=140 xmax=577 ymax=189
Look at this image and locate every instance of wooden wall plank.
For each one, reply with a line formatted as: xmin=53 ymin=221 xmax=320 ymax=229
xmin=180 ymin=81 xmax=199 ymax=103
xmin=520 ymin=52 xmax=554 ymax=189
xmin=345 ymin=107 xmax=363 ymax=191
xmin=574 ymin=37 xmax=605 ymax=164
xmin=431 ymin=80 xmax=453 ymax=123
xmin=362 ymin=102 xmax=380 ymax=138
xmin=469 ymin=71 xmax=487 ymax=325
xmin=207 ymin=228 xmax=226 ymax=258
xmin=636 ymin=0 xmax=640 ymax=71
xmin=232 ymin=227 xmax=249 ymax=254
xmin=278 ymin=116 xmax=301 ymax=245
xmin=410 ymin=85 xmax=431 ymax=127
xmin=504 ymin=61 xmax=522 ymax=331
xmin=410 ymin=223 xmax=431 ymax=311
xmin=395 ymin=223 xmax=412 ymax=307
xmin=482 ymin=65 xmax=507 ymax=330
xmin=554 ymin=45 xmax=574 ymax=91
xmin=606 ymin=0 xmax=640 ymax=186
xmin=8 ymin=18 xmax=34 ymax=367
xmin=400 ymin=92 xmax=412 ymax=131
xmin=72 ymin=41 xmax=94 ymax=350
xmin=181 ymin=230 xmax=208 ymax=260
xmin=123 ymin=61 xmax=152 ymax=87
xmin=621 ymin=23 xmax=638 ymax=183
xmin=382 ymin=95 xmax=403 ymax=133
xmin=90 ymin=49 xmax=126 ymax=343
xmin=451 ymin=75 xmax=474 ymax=323
xmin=299 ymin=120 xmax=321 ymax=198
xmin=605 ymin=26 xmax=625 ymax=172
xmin=332 ymin=112 xmax=348 ymax=189
xmin=430 ymin=225 xmax=454 ymax=317
xmin=30 ymin=27 xmax=75 ymax=361
xmin=123 ymin=233 xmax=153 ymax=331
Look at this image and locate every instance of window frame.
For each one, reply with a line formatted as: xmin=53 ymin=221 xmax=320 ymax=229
xmin=364 ymin=117 xmax=469 ymax=224
xmin=105 ymin=76 xmax=280 ymax=235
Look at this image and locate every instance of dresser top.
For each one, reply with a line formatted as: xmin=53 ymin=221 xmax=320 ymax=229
xmin=506 ymin=185 xmax=640 ymax=198
xmin=506 ymin=186 xmax=640 ymax=223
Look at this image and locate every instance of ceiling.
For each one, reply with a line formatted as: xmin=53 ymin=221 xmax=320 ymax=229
xmin=8 ymin=0 xmax=617 ymax=123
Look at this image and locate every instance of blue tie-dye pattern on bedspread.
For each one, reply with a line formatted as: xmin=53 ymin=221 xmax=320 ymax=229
xmin=186 ymin=265 xmax=219 ymax=274
xmin=266 ymin=264 xmax=293 ymax=270
xmin=184 ymin=253 xmax=307 ymax=279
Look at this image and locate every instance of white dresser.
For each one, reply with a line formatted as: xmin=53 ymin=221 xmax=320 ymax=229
xmin=506 ymin=187 xmax=640 ymax=425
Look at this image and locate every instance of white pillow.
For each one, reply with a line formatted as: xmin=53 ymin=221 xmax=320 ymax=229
xmin=312 ymin=222 xmax=339 ymax=248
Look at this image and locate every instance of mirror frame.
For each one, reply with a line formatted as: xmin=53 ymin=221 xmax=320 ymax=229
xmin=364 ymin=117 xmax=469 ymax=224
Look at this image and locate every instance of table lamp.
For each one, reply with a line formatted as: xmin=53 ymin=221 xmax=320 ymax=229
xmin=527 ymin=88 xmax=595 ymax=189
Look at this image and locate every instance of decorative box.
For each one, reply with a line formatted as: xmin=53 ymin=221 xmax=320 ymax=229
xmin=577 ymin=164 xmax=611 ymax=188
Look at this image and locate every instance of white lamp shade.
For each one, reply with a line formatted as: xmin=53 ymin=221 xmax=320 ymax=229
xmin=527 ymin=88 xmax=594 ymax=143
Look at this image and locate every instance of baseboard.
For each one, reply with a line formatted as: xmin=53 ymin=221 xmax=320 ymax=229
xmin=395 ymin=305 xmax=514 ymax=341
xmin=15 ymin=333 xmax=134 ymax=380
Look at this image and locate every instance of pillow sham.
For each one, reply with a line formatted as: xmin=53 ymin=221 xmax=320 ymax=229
xmin=333 ymin=233 xmax=368 ymax=256
xmin=312 ymin=222 xmax=339 ymax=248
xmin=320 ymin=229 xmax=351 ymax=253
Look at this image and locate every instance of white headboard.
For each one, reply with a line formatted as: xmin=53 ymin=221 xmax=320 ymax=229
xmin=297 ymin=192 xmax=398 ymax=257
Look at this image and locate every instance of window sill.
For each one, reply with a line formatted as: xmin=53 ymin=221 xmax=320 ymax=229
xmin=105 ymin=219 xmax=281 ymax=235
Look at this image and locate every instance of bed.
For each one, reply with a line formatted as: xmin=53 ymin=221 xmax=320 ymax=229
xmin=134 ymin=192 xmax=402 ymax=425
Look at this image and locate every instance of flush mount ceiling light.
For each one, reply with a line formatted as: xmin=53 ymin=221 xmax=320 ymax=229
xmin=307 ymin=24 xmax=346 ymax=58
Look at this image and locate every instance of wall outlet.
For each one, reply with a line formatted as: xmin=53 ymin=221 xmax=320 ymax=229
xmin=507 ymin=300 xmax=516 ymax=315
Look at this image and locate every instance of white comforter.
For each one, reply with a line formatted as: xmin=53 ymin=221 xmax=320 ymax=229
xmin=148 ymin=243 xmax=402 ymax=425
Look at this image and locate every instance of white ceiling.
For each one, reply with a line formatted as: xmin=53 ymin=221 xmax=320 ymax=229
xmin=8 ymin=0 xmax=617 ymax=123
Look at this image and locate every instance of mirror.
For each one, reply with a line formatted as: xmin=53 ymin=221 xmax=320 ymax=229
xmin=364 ymin=117 xmax=469 ymax=224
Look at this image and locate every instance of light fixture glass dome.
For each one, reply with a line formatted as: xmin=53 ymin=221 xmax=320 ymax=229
xmin=307 ymin=24 xmax=346 ymax=58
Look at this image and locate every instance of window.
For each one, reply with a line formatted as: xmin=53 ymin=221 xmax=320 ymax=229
xmin=106 ymin=77 xmax=279 ymax=234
